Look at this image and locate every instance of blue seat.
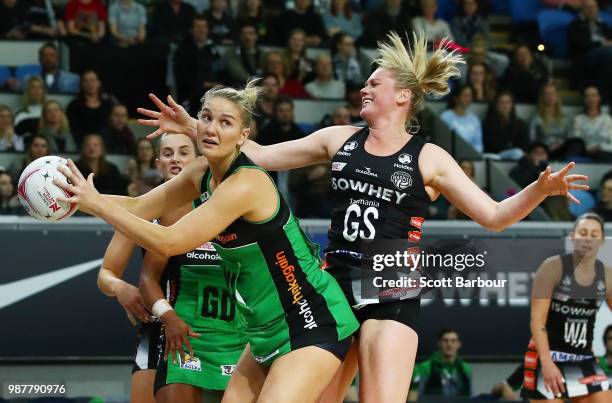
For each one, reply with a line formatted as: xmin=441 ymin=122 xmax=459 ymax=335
xmin=494 ymin=0 xmax=510 ymax=15
xmin=0 ymin=66 xmax=11 ymax=87
xmin=14 ymin=64 xmax=41 ymax=81
xmin=510 ymin=0 xmax=540 ymax=22
xmin=600 ymin=11 xmax=612 ymax=27
xmin=297 ymin=122 xmax=315 ymax=135
xmin=538 ymin=9 xmax=575 ymax=58
xmin=435 ymin=0 xmax=459 ymax=21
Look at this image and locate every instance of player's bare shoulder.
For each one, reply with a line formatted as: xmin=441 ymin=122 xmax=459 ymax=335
xmin=319 ymin=125 xmax=363 ymax=159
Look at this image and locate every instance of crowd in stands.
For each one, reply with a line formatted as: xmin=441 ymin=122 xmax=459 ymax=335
xmin=1 ymin=0 xmax=612 ymax=223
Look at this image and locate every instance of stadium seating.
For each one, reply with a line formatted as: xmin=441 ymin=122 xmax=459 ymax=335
xmin=509 ymin=0 xmax=540 ymax=23
xmin=493 ymin=0 xmax=511 ymax=15
xmin=0 ymin=66 xmax=11 ymax=87
xmin=537 ymin=9 xmax=575 ymax=58
xmin=436 ymin=0 xmax=459 ymax=21
xmin=14 ymin=64 xmax=41 ymax=82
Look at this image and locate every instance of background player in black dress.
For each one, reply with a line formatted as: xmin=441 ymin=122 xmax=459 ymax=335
xmin=97 ymin=132 xmax=197 ymax=403
xmin=527 ymin=213 xmax=612 ymax=403
xmin=136 ymin=32 xmax=589 ymax=403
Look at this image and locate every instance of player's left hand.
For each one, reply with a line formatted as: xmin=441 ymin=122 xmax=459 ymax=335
xmin=536 ymin=162 xmax=589 ymax=204
xmin=54 ymin=159 xmax=103 ymax=216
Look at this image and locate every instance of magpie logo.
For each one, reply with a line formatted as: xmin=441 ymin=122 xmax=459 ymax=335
xmin=0 ymin=259 xmax=103 ymax=309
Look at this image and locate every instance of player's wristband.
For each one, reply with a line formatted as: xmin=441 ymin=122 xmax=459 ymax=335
xmin=152 ymin=299 xmax=173 ymax=318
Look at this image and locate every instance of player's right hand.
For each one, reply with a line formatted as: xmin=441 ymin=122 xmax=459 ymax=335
xmin=115 ymin=282 xmax=150 ymax=324
xmin=541 ymin=359 xmax=565 ymax=398
xmin=137 ymin=94 xmax=196 ymax=141
xmin=160 ymin=310 xmax=201 ymax=364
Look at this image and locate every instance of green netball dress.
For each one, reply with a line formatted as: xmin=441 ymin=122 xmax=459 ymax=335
xmin=154 ymin=205 xmax=247 ymax=393
xmin=204 ymin=153 xmax=359 ymax=365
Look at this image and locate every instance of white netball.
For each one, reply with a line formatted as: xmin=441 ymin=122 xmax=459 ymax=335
xmin=17 ymin=156 xmax=78 ymax=222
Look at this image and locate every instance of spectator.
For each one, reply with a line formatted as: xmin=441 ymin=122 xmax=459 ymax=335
xmin=274 ymin=0 xmax=327 ymax=46
xmin=345 ymin=80 xmax=364 ymax=124
xmin=482 ymin=91 xmax=529 ymax=159
xmin=36 ymin=43 xmax=80 ymax=94
xmin=66 ymin=70 xmax=117 ymax=147
xmin=205 ymin=0 xmax=236 ymax=44
xmin=572 ymin=86 xmax=612 ymax=161
xmin=542 ymin=0 xmax=582 ymax=13
xmin=257 ymin=96 xmax=305 ymax=146
xmin=360 ymin=0 xmax=413 ymax=47
xmin=7 ymin=135 xmax=49 ymax=181
xmin=465 ymin=36 xmax=509 ymax=79
xmin=322 ymin=0 xmax=363 ymax=40
xmin=108 ymin=0 xmax=146 ymax=47
xmin=331 ymin=32 xmax=363 ymax=84
xmin=598 ymin=325 xmax=612 ymax=375
xmin=466 ymin=62 xmax=496 ymax=103
xmin=254 ymin=74 xmax=279 ymax=131
xmin=529 ymin=83 xmax=570 ymax=156
xmin=126 ymin=137 xmax=162 ymax=195
xmin=174 ymin=16 xmax=222 ymax=113
xmin=447 ymin=160 xmax=478 ymax=219
xmin=64 ymin=0 xmax=107 ymax=43
xmin=262 ymin=50 xmax=310 ymax=99
xmin=451 ymin=0 xmax=488 ymax=47
xmin=75 ymin=133 xmax=125 ymax=195
xmin=151 ymin=0 xmax=196 ymax=44
xmin=282 ymin=29 xmax=313 ymax=82
xmin=318 ymin=104 xmax=352 ymax=128
xmin=441 ymin=85 xmax=483 ymax=152
xmin=14 ymin=76 xmax=46 ymax=136
xmin=305 ymin=54 xmax=346 ymax=99
xmin=38 ymin=100 xmax=77 ymax=153
xmin=0 ymin=0 xmax=27 ymax=39
xmin=0 ymin=171 xmax=20 ymax=215
xmin=222 ymin=23 xmax=263 ymax=87
xmin=409 ymin=328 xmax=472 ymax=400
xmin=22 ymin=0 xmax=62 ymax=39
xmin=236 ymin=0 xmax=269 ymax=42
xmin=0 ymin=105 xmax=24 ymax=152
xmin=593 ymin=174 xmax=612 ymax=221
xmin=568 ymin=0 xmax=612 ymax=96
xmin=509 ymin=141 xmax=549 ymax=188
xmin=412 ymin=0 xmax=454 ymax=44
xmin=100 ymin=104 xmax=136 ymax=155
xmin=502 ymin=44 xmax=549 ymax=103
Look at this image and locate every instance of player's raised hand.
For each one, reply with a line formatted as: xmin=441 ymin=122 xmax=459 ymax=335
xmin=54 ymin=159 xmax=102 ymax=216
xmin=137 ymin=94 xmax=197 ymax=141
xmin=536 ymin=162 xmax=589 ymax=204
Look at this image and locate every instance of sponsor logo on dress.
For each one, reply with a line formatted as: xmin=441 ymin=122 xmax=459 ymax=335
xmin=220 ymin=364 xmax=236 ymax=376
xmin=553 ymin=292 xmax=570 ymax=302
xmin=410 ymin=216 xmax=424 ymax=229
xmin=562 ymin=275 xmax=572 ymax=288
xmin=255 ymin=349 xmax=279 ymax=363
xmin=550 ymin=351 xmax=592 ymax=362
xmin=179 ymin=353 xmax=202 ymax=372
xmin=597 ymin=280 xmax=605 ymax=292
xmin=399 ymin=153 xmax=412 ymax=164
xmin=344 ymin=141 xmax=358 ymax=152
xmin=332 ymin=162 xmax=347 ymax=171
xmin=332 ymin=178 xmax=407 ymax=205
xmin=275 ymin=250 xmax=318 ymax=330
xmin=216 ymin=233 xmax=238 ymax=244
xmin=523 ymin=370 xmax=536 ymax=390
xmin=200 ymin=191 xmax=211 ymax=203
xmin=408 ymin=231 xmax=421 ymax=243
xmin=196 ymin=242 xmax=215 ymax=251
xmin=355 ymin=166 xmax=378 ymax=178
xmin=391 ymin=171 xmax=412 ymax=190
xmin=524 ymin=351 xmax=538 ymax=369
xmin=186 ymin=251 xmax=220 ymax=260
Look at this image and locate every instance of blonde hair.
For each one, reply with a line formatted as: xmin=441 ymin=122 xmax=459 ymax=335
xmin=22 ymin=76 xmax=46 ymax=109
xmin=39 ymin=100 xmax=70 ymax=135
xmin=537 ymin=82 xmax=564 ymax=131
xmin=374 ymin=32 xmax=463 ymax=120
xmin=200 ymin=79 xmax=263 ymax=129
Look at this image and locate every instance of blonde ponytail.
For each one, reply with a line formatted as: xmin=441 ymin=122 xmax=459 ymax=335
xmin=201 ymin=79 xmax=264 ymax=128
xmin=374 ymin=31 xmax=464 ymax=118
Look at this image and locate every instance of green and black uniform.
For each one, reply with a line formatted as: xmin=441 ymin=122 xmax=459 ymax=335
xmin=154 ymin=203 xmax=247 ymax=393
xmin=204 ymin=153 xmax=359 ymax=365
xmin=410 ymin=351 xmax=472 ymax=398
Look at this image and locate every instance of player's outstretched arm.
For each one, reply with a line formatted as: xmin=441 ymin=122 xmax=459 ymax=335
xmin=98 ymin=231 xmax=150 ymax=324
xmin=423 ymin=144 xmax=589 ymax=232
xmin=55 ymin=160 xmax=259 ymax=258
xmin=104 ymin=157 xmax=205 ymax=220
